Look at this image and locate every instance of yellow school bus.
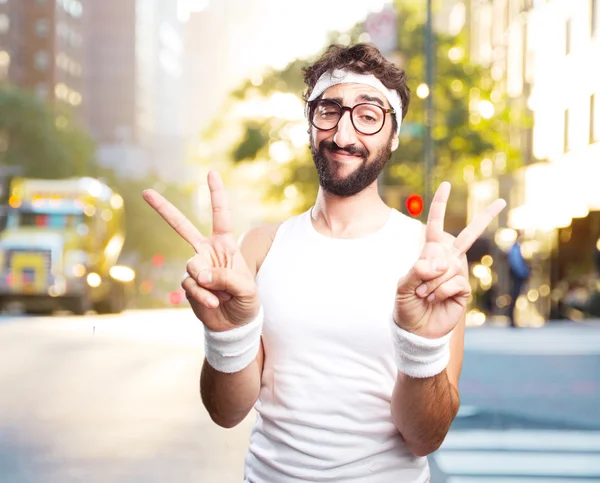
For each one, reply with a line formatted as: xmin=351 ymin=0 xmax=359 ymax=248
xmin=0 ymin=177 xmax=135 ymax=314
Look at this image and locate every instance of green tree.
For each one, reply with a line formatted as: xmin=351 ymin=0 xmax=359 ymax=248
xmin=96 ymin=168 xmax=205 ymax=264
xmin=0 ymin=86 xmax=96 ymax=178
xmin=386 ymin=3 xmax=524 ymax=199
xmin=192 ymin=5 xmax=524 ymax=225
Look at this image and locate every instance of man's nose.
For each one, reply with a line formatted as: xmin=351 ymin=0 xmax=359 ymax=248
xmin=333 ymin=110 xmax=358 ymax=148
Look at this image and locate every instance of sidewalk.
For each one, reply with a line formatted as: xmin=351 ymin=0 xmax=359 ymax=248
xmin=476 ymin=314 xmax=600 ymax=329
xmin=465 ymin=318 xmax=600 ymax=355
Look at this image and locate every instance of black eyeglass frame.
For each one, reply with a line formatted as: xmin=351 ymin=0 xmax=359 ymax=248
xmin=308 ymin=98 xmax=396 ymax=136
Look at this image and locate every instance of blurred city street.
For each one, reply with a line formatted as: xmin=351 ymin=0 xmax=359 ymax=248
xmin=1 ymin=310 xmax=599 ymax=483
xmin=1 ymin=0 xmax=600 ymax=481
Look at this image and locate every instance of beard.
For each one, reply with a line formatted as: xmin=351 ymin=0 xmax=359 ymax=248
xmin=310 ymin=133 xmax=393 ymax=197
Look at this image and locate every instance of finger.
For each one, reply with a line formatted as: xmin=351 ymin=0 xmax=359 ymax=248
xmin=429 ymin=274 xmax=471 ymax=303
xmin=425 ymin=182 xmax=451 ymax=244
xmin=142 ymin=189 xmax=205 ymax=253
xmin=195 ymin=267 xmax=255 ymax=299
xmin=414 ymin=257 xmax=463 ymax=298
xmin=214 ymin=290 xmax=233 ymax=302
xmin=182 ymin=276 xmax=220 ymax=308
xmin=397 ymin=258 xmax=448 ymax=294
xmin=411 ymin=258 xmax=450 ymax=283
xmin=208 ymin=171 xmax=232 ymax=236
xmin=180 ymin=271 xmax=191 ymax=287
xmin=454 ymin=198 xmax=507 ymax=256
xmin=185 ymin=252 xmax=233 ymax=302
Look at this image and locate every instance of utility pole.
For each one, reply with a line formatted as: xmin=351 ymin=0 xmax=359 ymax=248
xmin=424 ymin=0 xmax=435 ymax=215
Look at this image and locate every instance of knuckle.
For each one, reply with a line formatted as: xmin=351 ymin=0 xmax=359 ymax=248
xmin=215 ymin=267 xmax=226 ymax=285
xmin=186 ymin=254 xmax=200 ymax=273
xmin=413 ymin=260 xmax=429 ymax=278
xmin=221 ymin=235 xmax=239 ymax=252
xmin=181 ymin=277 xmax=194 ymax=290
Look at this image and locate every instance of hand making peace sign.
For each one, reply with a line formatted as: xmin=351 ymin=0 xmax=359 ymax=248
xmin=394 ymin=182 xmax=506 ymax=339
xmin=142 ymin=171 xmax=260 ymax=332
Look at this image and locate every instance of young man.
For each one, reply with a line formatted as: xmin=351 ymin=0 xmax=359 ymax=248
xmin=143 ymin=44 xmax=505 ymax=482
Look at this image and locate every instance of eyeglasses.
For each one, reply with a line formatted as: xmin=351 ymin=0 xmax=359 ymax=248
xmin=308 ymin=99 xmax=395 ymax=135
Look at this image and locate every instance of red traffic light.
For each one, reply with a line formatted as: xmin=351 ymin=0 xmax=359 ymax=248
xmin=406 ymin=193 xmax=424 ymax=217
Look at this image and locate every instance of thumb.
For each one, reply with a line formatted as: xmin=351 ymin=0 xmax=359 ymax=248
xmin=398 ymin=258 xmax=448 ymax=293
xmin=195 ymin=267 xmax=256 ymax=299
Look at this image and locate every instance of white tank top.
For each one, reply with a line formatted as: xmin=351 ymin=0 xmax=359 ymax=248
xmin=244 ymin=208 xmax=429 ymax=483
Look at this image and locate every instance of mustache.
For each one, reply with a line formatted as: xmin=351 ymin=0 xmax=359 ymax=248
xmin=320 ymin=140 xmax=368 ymax=158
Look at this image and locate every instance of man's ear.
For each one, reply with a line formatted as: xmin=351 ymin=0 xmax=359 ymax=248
xmin=391 ymin=135 xmax=400 ymax=152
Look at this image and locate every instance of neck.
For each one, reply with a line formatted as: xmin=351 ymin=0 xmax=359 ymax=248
xmin=311 ymin=181 xmax=391 ymax=238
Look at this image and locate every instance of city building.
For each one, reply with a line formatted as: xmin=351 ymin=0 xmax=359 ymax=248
xmin=467 ymin=0 xmax=600 ymax=322
xmin=85 ymin=0 xmax=186 ymax=183
xmin=0 ymin=0 xmax=86 ymax=121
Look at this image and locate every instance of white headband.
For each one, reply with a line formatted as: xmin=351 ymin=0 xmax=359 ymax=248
xmin=306 ymin=69 xmax=403 ymax=134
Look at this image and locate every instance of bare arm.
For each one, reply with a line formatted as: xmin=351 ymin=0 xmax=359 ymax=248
xmin=200 ymin=224 xmax=277 ymax=428
xmin=200 ymin=342 xmax=264 ymax=428
xmin=390 ymin=290 xmax=465 ymax=456
xmin=389 ymin=180 xmax=503 ymax=457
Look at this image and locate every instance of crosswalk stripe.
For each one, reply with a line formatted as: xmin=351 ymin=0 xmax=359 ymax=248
xmin=447 ymin=478 xmax=590 ymax=483
xmin=464 ymin=329 xmax=600 ymax=355
xmin=435 ymin=451 xmax=600 ymax=478
xmin=442 ymin=430 xmax=600 ymax=452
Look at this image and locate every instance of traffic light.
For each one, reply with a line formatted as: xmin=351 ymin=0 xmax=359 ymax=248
xmin=405 ymin=193 xmax=424 ymax=217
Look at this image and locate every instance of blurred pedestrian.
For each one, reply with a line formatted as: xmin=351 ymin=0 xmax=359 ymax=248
xmin=144 ymin=44 xmax=506 ymax=482
xmin=507 ymin=232 xmax=531 ymax=327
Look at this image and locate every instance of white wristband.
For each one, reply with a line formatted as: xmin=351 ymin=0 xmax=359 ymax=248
xmin=204 ymin=306 xmax=263 ymax=374
xmin=391 ymin=318 xmax=452 ymax=378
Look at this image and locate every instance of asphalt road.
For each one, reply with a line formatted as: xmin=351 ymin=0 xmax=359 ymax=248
xmin=0 ymin=310 xmax=599 ymax=483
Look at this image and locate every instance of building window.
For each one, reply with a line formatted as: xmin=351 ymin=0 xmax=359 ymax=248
xmin=0 ymin=13 xmax=9 ymax=35
xmin=565 ymin=18 xmax=572 ymax=55
xmin=34 ymin=50 xmax=50 ymax=71
xmin=564 ymin=108 xmax=570 ymax=153
xmin=35 ymin=19 xmax=50 ymax=38
xmin=592 ymin=0 xmax=598 ymax=37
xmin=592 ymin=94 xmax=598 ymax=143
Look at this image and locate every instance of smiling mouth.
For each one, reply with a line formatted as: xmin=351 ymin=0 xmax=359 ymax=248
xmin=327 ymin=149 xmax=363 ymax=161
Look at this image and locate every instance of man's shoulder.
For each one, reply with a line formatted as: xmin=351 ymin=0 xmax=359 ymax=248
xmin=240 ymin=223 xmax=281 ymax=245
xmin=239 ymin=223 xmax=282 ymax=277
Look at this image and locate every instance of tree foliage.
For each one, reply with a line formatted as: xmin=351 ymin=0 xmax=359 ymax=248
xmin=0 ymin=85 xmax=199 ymax=267
xmin=0 ymin=86 xmax=95 ymax=178
xmin=193 ymin=5 xmax=525 ymax=224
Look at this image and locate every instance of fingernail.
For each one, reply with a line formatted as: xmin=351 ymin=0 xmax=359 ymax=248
xmin=207 ymin=294 xmax=219 ymax=307
xmin=427 ymin=293 xmax=436 ymax=303
xmin=198 ymin=271 xmax=212 ymax=284
xmin=416 ymin=284 xmax=427 ymax=296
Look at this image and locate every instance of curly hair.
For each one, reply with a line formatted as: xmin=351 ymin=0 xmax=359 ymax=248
xmin=303 ymin=43 xmax=411 ymax=129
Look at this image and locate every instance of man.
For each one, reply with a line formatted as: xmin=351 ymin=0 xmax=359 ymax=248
xmin=143 ymin=44 xmax=505 ymax=482
xmin=507 ymin=232 xmax=530 ymax=327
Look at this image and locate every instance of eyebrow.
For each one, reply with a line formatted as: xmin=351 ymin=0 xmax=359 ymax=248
xmin=325 ymin=94 xmax=386 ymax=108
xmin=357 ymin=94 xmax=385 ymax=107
